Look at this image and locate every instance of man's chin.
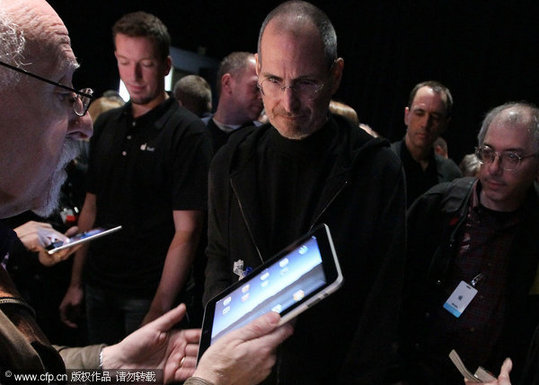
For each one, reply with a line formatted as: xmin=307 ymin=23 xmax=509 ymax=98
xmin=32 ymin=139 xmax=79 ymax=218
xmin=32 ymin=169 xmax=67 ymax=218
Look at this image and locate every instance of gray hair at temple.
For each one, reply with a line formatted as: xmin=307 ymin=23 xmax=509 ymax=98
xmin=216 ymin=51 xmax=253 ymax=96
xmin=478 ymin=101 xmax=539 ymax=153
xmin=257 ymin=0 xmax=338 ymax=68
xmin=459 ymin=153 xmax=481 ymax=177
xmin=0 ymin=9 xmax=26 ymax=88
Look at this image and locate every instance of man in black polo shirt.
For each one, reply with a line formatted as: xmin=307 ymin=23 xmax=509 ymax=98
xmin=391 ymin=81 xmax=461 ymax=207
xmin=60 ymin=11 xmax=212 ymax=344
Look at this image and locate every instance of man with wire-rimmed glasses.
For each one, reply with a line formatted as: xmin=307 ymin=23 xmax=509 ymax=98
xmin=203 ymin=1 xmax=406 ymax=383
xmin=400 ymin=102 xmax=539 ymax=385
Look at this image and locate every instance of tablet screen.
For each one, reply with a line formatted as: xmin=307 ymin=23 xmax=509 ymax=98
xmin=211 ymin=235 xmax=325 ymax=343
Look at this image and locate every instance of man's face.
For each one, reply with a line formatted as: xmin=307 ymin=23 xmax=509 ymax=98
xmin=404 ymin=86 xmax=450 ymax=151
xmin=230 ymin=58 xmax=263 ymax=122
xmin=0 ymin=0 xmax=92 ymax=218
xmin=114 ymin=34 xmax=171 ymax=106
xmin=256 ymin=21 xmax=343 ymax=140
xmin=478 ymin=110 xmax=539 ymax=212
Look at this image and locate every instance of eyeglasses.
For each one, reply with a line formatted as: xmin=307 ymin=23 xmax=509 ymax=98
xmin=475 ymin=145 xmax=538 ymax=171
xmin=257 ymin=61 xmax=336 ymax=100
xmin=0 ymin=60 xmax=94 ymax=116
xmin=258 ymin=77 xmax=326 ymax=100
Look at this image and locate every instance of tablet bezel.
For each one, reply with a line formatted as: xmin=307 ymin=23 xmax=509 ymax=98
xmin=197 ymin=223 xmax=342 ymax=363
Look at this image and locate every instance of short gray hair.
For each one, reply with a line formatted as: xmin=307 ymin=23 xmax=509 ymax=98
xmin=478 ymin=102 xmax=539 ymax=153
xmin=0 ymin=10 xmax=26 ymax=88
xmin=257 ymin=1 xmax=337 ymax=68
xmin=216 ymin=51 xmax=253 ymax=96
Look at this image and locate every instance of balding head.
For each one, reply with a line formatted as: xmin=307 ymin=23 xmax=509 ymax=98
xmin=0 ymin=0 xmax=77 ymax=86
xmin=0 ymin=0 xmax=92 ymax=218
xmin=255 ymin=1 xmax=343 ymax=140
xmin=257 ymin=1 xmax=337 ymax=69
xmin=478 ymin=102 xmax=539 ymax=153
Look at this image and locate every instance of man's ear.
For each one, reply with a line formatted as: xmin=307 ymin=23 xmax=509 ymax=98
xmin=255 ymin=53 xmax=260 ymax=76
xmin=164 ymin=56 xmax=172 ymax=76
xmin=329 ymin=58 xmax=344 ymax=95
xmin=404 ymin=107 xmax=411 ymax=126
xmin=222 ymin=73 xmax=233 ymax=94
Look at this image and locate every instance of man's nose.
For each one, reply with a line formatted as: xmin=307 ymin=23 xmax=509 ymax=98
xmin=281 ymin=87 xmax=300 ymax=113
xmin=488 ymin=154 xmax=503 ymax=175
xmin=67 ymin=113 xmax=93 ymax=141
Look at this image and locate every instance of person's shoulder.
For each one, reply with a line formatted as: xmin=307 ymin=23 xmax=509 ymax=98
xmin=412 ymin=177 xmax=475 ymax=214
xmin=168 ymin=103 xmax=206 ymax=132
xmin=93 ymin=104 xmax=125 ymax=128
xmin=435 ymin=154 xmax=462 ymax=179
xmin=210 ymin=124 xmax=268 ymax=171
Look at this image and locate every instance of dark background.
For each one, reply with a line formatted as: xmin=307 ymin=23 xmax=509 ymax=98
xmin=50 ymin=0 xmax=539 ymax=164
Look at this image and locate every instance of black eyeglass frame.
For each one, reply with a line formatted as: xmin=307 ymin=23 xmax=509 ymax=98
xmin=0 ymin=59 xmax=94 ymax=115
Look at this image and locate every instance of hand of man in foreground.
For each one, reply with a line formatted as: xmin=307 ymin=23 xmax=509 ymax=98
xmin=101 ymin=303 xmax=201 ymax=383
xmin=192 ymin=311 xmax=294 ymax=385
xmin=14 ymin=221 xmax=80 ymax=266
xmin=464 ymin=358 xmax=512 ymax=385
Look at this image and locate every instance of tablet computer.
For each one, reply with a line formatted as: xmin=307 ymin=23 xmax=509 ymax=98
xmin=46 ymin=225 xmax=122 ymax=254
xmin=197 ymin=223 xmax=343 ymax=363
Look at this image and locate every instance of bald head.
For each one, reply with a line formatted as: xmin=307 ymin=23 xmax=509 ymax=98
xmin=0 ymin=0 xmax=77 ymax=89
xmin=0 ymin=0 xmax=92 ymax=218
xmin=257 ymin=0 xmax=337 ymax=68
xmin=479 ymin=102 xmax=539 ymax=153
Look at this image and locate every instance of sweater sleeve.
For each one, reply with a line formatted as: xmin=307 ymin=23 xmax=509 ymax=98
xmin=55 ymin=344 xmax=105 ymax=369
xmin=184 ymin=377 xmax=215 ymax=385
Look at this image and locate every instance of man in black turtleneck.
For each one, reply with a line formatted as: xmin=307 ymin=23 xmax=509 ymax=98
xmin=203 ymin=2 xmax=406 ymax=384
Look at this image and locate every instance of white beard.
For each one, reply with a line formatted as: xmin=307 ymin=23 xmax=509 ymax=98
xmin=32 ymin=138 xmax=81 ymax=217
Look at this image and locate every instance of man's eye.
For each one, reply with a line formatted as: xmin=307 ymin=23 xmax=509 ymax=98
xmin=141 ymin=61 xmax=154 ymax=68
xmin=57 ymin=92 xmax=73 ymax=102
xmin=296 ymin=79 xmax=318 ymax=86
xmin=267 ymin=77 xmax=281 ymax=84
xmin=505 ymin=152 xmax=521 ymax=163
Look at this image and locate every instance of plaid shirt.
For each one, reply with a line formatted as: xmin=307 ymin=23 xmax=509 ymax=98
xmin=428 ymin=181 xmax=523 ymax=368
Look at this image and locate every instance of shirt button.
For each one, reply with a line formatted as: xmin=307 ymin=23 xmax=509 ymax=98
xmin=132 ymin=121 xmax=136 ymax=127
xmin=127 ymin=135 xmax=132 ymax=140
xmin=122 ymin=151 xmax=127 ymax=156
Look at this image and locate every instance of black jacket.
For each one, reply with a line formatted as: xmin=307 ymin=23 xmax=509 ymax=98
xmin=401 ymin=177 xmax=539 ymax=384
xmin=204 ymin=115 xmax=406 ymax=384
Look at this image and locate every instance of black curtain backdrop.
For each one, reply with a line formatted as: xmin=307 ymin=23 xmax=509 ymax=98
xmin=50 ymin=0 xmax=539 ymax=164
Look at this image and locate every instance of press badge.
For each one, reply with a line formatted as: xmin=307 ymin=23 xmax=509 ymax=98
xmin=443 ymin=281 xmax=478 ymax=318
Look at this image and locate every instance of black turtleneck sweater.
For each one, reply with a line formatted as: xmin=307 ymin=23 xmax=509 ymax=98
xmin=256 ymin=122 xmax=337 ymax=251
